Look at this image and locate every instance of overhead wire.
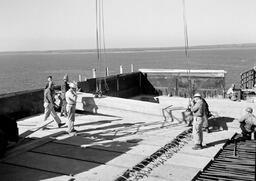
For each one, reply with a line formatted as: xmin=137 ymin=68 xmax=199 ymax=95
xmin=95 ymin=0 xmax=109 ymax=93
xmin=100 ymin=0 xmax=109 ymax=90
xmin=95 ymin=0 xmax=100 ymax=71
xmin=95 ymin=0 xmax=100 ymax=92
xmin=182 ymin=0 xmax=192 ymax=98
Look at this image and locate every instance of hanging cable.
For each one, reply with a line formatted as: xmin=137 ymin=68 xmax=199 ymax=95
xmin=182 ymin=0 xmax=192 ymax=98
xmin=95 ymin=0 xmax=101 ymax=93
xmin=95 ymin=0 xmax=109 ymax=94
xmin=100 ymin=0 xmax=109 ymax=91
xmin=95 ymin=0 xmax=100 ymax=69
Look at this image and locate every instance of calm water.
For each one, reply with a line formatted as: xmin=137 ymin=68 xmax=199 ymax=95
xmin=0 ymin=47 xmax=256 ymax=94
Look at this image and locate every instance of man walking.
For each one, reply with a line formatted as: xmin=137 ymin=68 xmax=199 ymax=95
xmin=60 ymin=74 xmax=70 ymax=117
xmin=65 ymin=82 xmax=78 ymax=134
xmin=190 ymin=93 xmax=205 ymax=150
xmin=43 ymin=82 xmax=65 ymax=128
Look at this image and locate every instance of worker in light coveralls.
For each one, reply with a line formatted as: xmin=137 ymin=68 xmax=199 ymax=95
xmin=65 ymin=82 xmax=78 ymax=134
xmin=190 ymin=93 xmax=205 ymax=150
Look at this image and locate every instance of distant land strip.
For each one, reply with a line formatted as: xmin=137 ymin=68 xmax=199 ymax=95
xmin=1 ymin=43 xmax=256 ymax=55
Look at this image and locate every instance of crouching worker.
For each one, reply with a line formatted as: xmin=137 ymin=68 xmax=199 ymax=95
xmin=190 ymin=93 xmax=205 ymax=150
xmin=238 ymin=107 xmax=256 ymax=140
xmin=66 ymin=82 xmax=78 ymax=135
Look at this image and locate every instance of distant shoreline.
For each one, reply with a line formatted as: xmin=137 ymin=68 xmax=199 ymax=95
xmin=1 ymin=43 xmax=256 ymax=55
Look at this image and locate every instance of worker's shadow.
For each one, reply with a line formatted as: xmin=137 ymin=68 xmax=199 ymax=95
xmin=208 ymin=116 xmax=234 ymax=132
xmin=81 ymin=97 xmax=98 ymax=113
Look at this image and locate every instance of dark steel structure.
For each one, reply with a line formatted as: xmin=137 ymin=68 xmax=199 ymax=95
xmin=241 ymin=68 xmax=256 ymax=89
xmin=192 ymin=136 xmax=256 ymax=181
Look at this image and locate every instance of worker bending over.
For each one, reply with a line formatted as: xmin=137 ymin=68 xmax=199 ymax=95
xmin=238 ymin=107 xmax=256 ymax=140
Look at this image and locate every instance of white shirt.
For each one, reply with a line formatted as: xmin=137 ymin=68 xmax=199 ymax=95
xmin=65 ymin=89 xmax=77 ymax=105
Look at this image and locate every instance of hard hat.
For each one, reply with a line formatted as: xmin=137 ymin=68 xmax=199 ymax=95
xmin=193 ymin=93 xmax=201 ymax=98
xmin=69 ymin=82 xmax=77 ymax=89
xmin=245 ymin=107 xmax=253 ymax=113
xmin=63 ymin=74 xmax=69 ymax=80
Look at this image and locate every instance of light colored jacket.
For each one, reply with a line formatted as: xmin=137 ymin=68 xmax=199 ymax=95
xmin=65 ymin=89 xmax=77 ymax=106
xmin=238 ymin=113 xmax=256 ymax=132
xmin=191 ymin=99 xmax=205 ymax=117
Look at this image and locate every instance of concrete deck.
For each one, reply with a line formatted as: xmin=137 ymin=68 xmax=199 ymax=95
xmin=0 ymin=96 xmax=250 ymax=181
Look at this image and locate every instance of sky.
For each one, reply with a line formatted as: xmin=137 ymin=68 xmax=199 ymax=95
xmin=0 ymin=0 xmax=256 ymax=51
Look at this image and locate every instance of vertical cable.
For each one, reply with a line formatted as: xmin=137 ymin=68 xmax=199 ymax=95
xmin=100 ymin=0 xmax=109 ymax=90
xmin=95 ymin=0 xmax=108 ymax=93
xmin=182 ymin=0 xmax=191 ymax=98
xmin=95 ymin=0 xmax=100 ymax=91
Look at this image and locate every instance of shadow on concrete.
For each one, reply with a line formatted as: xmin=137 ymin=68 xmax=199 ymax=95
xmin=208 ymin=117 xmax=234 ymax=132
xmin=81 ymin=97 xmax=98 ymax=114
xmin=76 ymin=122 xmax=144 ymax=134
xmin=48 ymin=119 xmax=123 ymax=130
xmin=75 ymin=119 xmax=122 ymax=127
xmin=76 ymin=109 xmax=121 ymax=118
xmin=1 ymin=120 xmax=144 ymax=181
xmin=204 ymin=139 xmax=229 ymax=148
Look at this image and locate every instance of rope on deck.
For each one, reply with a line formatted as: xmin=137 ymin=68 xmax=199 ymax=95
xmin=115 ymin=128 xmax=192 ymax=181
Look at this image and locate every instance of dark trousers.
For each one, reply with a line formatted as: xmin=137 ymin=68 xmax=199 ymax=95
xmin=240 ymin=124 xmax=252 ymax=140
xmin=61 ymin=99 xmax=67 ymax=115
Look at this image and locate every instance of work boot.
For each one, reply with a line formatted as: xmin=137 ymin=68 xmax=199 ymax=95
xmin=203 ymin=127 xmax=210 ymax=133
xmin=68 ymin=132 xmax=77 ymax=136
xmin=70 ymin=129 xmax=77 ymax=133
xmin=58 ymin=123 xmax=65 ymax=128
xmin=60 ymin=113 xmax=67 ymax=117
xmin=41 ymin=127 xmax=49 ymax=130
xmin=192 ymin=144 xmax=203 ymax=150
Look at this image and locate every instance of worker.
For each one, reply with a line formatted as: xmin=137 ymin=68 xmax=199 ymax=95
xmin=45 ymin=75 xmax=57 ymax=105
xmin=238 ymin=107 xmax=256 ymax=140
xmin=202 ymin=98 xmax=211 ymax=133
xmin=45 ymin=75 xmax=53 ymax=89
xmin=226 ymin=84 xmax=235 ymax=100
xmin=43 ymin=82 xmax=65 ymax=129
xmin=65 ymin=82 xmax=78 ymax=135
xmin=190 ymin=93 xmax=205 ymax=150
xmin=60 ymin=74 xmax=70 ymax=117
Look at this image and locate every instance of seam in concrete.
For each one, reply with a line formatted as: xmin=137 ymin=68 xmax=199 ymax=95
xmin=1 ymin=161 xmax=66 ymax=176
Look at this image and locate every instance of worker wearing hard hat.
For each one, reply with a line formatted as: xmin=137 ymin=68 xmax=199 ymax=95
xmin=190 ymin=93 xmax=205 ymax=150
xmin=238 ymin=107 xmax=256 ymax=140
xmin=65 ymin=82 xmax=78 ymax=135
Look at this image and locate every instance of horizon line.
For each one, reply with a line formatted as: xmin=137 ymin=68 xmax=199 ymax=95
xmin=1 ymin=43 xmax=256 ymax=54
